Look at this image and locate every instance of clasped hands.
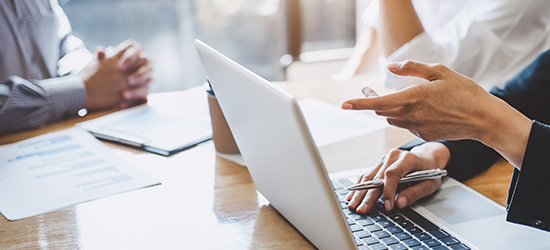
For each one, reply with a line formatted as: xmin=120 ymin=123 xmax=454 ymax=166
xmin=342 ymin=60 xmax=532 ymax=214
xmin=78 ymin=39 xmax=153 ymax=111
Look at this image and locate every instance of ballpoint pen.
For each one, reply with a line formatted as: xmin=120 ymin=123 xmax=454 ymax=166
xmin=346 ymin=169 xmax=448 ymax=191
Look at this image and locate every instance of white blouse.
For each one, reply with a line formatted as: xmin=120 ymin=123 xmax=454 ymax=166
xmin=363 ymin=0 xmax=550 ymax=90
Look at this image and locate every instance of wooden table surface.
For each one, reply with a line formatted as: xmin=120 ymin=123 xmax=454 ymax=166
xmin=0 ymin=75 xmax=513 ymax=249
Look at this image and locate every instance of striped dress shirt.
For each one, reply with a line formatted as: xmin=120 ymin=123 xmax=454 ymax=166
xmin=0 ymin=0 xmax=92 ymax=134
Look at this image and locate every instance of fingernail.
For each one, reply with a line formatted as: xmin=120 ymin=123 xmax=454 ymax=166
xmin=387 ymin=62 xmax=399 ymax=71
xmin=384 ymin=200 xmax=391 ymax=211
xmin=342 ymin=103 xmax=353 ymax=110
xmin=124 ymin=91 xmax=132 ymax=100
xmin=121 ymin=63 xmax=129 ymax=71
xmin=358 ymin=203 xmax=366 ymax=211
xmin=397 ymin=196 xmax=408 ymax=208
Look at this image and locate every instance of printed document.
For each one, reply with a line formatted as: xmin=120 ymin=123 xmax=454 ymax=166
xmin=0 ymin=128 xmax=160 ymax=221
xmin=298 ymin=98 xmax=389 ymax=147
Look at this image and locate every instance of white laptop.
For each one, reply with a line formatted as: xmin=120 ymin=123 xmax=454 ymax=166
xmin=195 ymin=40 xmax=550 ymax=250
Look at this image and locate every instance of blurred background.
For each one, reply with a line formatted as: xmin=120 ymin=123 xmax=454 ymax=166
xmin=62 ymin=0 xmax=368 ymax=93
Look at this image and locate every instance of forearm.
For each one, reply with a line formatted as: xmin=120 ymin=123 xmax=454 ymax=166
xmin=378 ymin=0 xmax=424 ymax=57
xmin=478 ymin=97 xmax=532 ymax=169
xmin=0 ymin=76 xmax=86 ymax=134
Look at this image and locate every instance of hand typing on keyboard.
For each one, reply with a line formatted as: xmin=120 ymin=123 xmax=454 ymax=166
xmin=346 ymin=142 xmax=451 ymax=214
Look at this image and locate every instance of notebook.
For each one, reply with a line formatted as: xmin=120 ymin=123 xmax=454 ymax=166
xmin=195 ymin=40 xmax=550 ymax=250
xmin=78 ymin=87 xmax=212 ymax=156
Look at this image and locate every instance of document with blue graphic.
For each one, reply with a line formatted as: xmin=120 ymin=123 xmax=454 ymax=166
xmin=0 ymin=128 xmax=159 ymax=221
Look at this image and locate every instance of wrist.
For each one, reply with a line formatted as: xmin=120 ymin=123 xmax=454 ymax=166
xmin=480 ymin=98 xmax=532 ymax=169
xmin=410 ymin=142 xmax=450 ymax=170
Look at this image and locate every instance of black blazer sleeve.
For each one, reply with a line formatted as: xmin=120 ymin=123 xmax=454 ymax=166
xmin=449 ymin=50 xmax=550 ymax=232
xmin=402 ymin=50 xmax=550 ymax=231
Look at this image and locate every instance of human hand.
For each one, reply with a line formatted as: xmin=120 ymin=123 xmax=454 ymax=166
xmin=112 ymin=40 xmax=154 ymax=108
xmin=346 ymin=142 xmax=450 ymax=214
xmin=342 ymin=60 xmax=532 ymax=168
xmin=78 ymin=43 xmax=143 ymax=110
xmin=342 ymin=60 xmax=506 ymax=142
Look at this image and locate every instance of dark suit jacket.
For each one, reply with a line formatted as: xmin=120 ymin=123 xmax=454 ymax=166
xmin=405 ymin=50 xmax=550 ymax=232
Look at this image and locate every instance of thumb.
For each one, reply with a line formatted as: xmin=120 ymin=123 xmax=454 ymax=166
xmin=395 ymin=179 xmax=441 ymax=209
xmin=387 ymin=60 xmax=446 ymax=82
xmin=95 ymin=46 xmax=106 ymax=60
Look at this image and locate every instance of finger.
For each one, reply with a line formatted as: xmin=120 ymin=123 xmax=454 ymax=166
xmin=355 ymin=188 xmax=382 ymax=214
xmin=342 ymin=90 xmax=415 ymax=111
xmin=123 ymin=85 xmax=149 ymax=102
xmin=94 ymin=46 xmax=106 ymax=60
xmin=127 ymin=63 xmax=153 ymax=86
xmin=348 ymin=175 xmax=374 ymax=209
xmin=115 ymin=39 xmax=143 ymax=53
xmin=381 ymin=154 xmax=420 ymax=211
xmin=348 ymin=160 xmax=384 ymax=207
xmin=118 ymin=47 xmax=140 ymax=71
xmin=395 ymin=179 xmax=442 ymax=209
xmin=346 ymin=174 xmax=367 ymax=202
xmin=125 ymin=53 xmax=151 ymax=73
xmin=387 ymin=60 xmax=446 ymax=82
xmin=354 ymin=150 xmax=400 ymax=213
xmin=120 ymin=97 xmax=147 ymax=109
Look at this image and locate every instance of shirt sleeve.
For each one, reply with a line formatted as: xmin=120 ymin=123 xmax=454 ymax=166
xmin=0 ymin=75 xmax=86 ymax=134
xmin=52 ymin=0 xmax=92 ymax=76
xmin=380 ymin=0 xmax=550 ymax=90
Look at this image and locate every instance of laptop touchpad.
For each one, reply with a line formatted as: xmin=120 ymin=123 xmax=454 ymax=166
xmin=417 ymin=186 xmax=505 ymax=224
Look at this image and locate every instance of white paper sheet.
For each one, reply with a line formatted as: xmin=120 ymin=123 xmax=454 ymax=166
xmin=216 ymin=98 xmax=389 ymax=166
xmin=0 ymin=128 xmax=160 ymax=221
xmin=298 ymin=98 xmax=389 ymax=147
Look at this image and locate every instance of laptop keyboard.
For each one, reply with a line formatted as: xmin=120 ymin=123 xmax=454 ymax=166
xmin=332 ymin=178 xmax=471 ymax=250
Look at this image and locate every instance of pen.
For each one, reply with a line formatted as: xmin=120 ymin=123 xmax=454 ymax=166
xmin=346 ymin=169 xmax=447 ymax=191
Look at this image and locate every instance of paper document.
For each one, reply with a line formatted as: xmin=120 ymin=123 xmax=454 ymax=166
xmin=218 ymin=98 xmax=389 ymax=166
xmin=298 ymin=98 xmax=389 ymax=147
xmin=78 ymin=86 xmax=212 ymax=156
xmin=0 ymin=128 xmax=160 ymax=221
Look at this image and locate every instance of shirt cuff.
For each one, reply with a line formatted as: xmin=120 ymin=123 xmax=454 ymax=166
xmin=40 ymin=75 xmax=86 ymax=122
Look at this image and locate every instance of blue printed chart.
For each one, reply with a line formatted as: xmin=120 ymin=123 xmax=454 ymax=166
xmin=0 ymin=128 xmax=160 ymax=221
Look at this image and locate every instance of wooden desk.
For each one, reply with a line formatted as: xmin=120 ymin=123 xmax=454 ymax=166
xmin=0 ymin=75 xmax=513 ymax=249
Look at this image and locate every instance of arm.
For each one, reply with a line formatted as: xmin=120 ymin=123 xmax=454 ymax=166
xmin=0 ymin=76 xmax=86 ymax=134
xmin=342 ymin=51 xmax=550 ymax=231
xmin=380 ymin=0 xmax=550 ymax=90
xmin=0 ymin=46 xmax=145 ymax=134
xmin=506 ymin=122 xmax=550 ymax=231
xmin=342 ymin=60 xmax=532 ymax=168
xmin=52 ymin=1 xmax=153 ymax=108
xmin=333 ymin=0 xmax=422 ymax=81
xmin=332 ymin=27 xmax=379 ymax=81
xmin=377 ymin=0 xmax=424 ymax=57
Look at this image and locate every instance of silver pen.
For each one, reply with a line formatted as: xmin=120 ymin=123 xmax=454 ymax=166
xmin=346 ymin=169 xmax=447 ymax=191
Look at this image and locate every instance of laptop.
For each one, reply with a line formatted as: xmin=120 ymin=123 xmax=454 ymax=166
xmin=195 ymin=40 xmax=550 ymax=250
